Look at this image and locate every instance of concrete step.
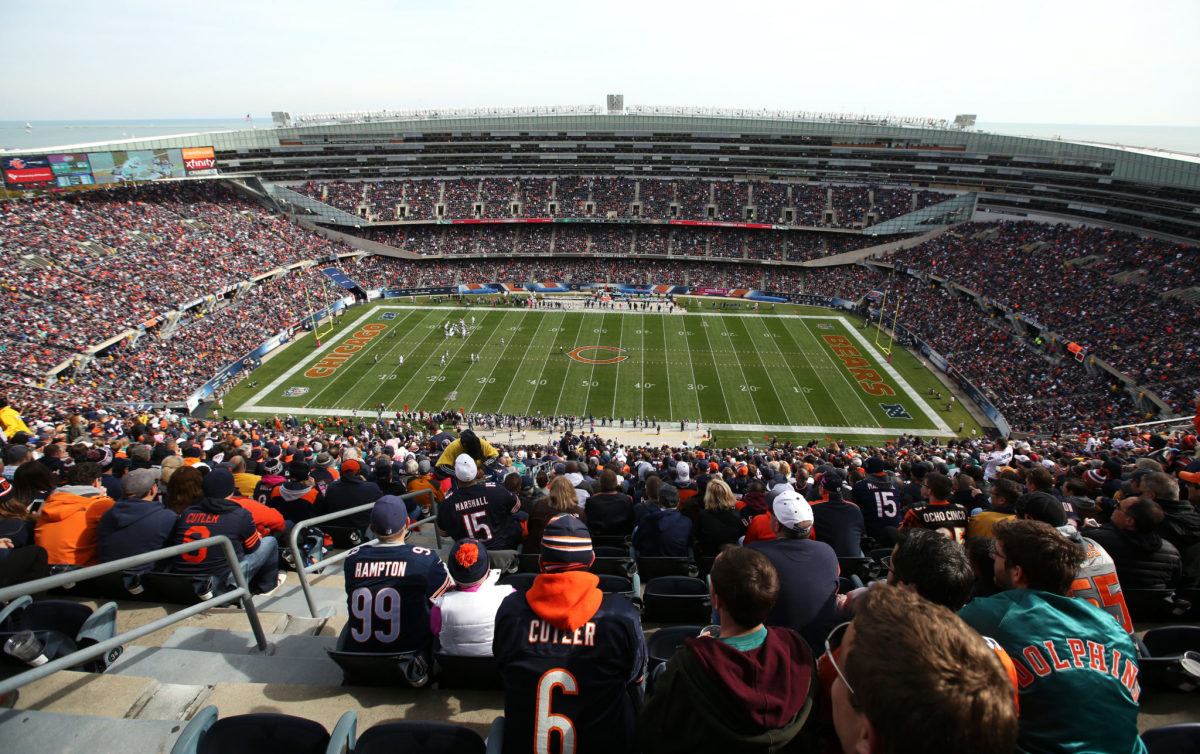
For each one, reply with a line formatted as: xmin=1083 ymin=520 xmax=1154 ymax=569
xmin=249 ymin=584 xmax=348 ymax=617
xmin=0 ymin=709 xmax=184 ymax=754
xmin=200 ymin=680 xmax=503 ymax=736
xmin=105 ymin=646 xmax=342 ymax=686
xmin=161 ymin=626 xmax=335 ymax=658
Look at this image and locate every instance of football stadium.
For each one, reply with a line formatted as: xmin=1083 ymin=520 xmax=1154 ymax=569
xmin=3 ymin=84 xmax=1200 ymax=754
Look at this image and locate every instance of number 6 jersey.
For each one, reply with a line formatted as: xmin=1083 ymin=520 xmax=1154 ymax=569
xmin=343 ymin=541 xmax=452 ymax=652
xmin=493 ymin=572 xmax=647 ymax=754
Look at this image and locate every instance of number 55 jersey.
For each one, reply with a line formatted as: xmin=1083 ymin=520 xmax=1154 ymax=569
xmin=493 ymin=571 xmax=647 ymax=754
xmin=343 ymin=541 xmax=452 ymax=652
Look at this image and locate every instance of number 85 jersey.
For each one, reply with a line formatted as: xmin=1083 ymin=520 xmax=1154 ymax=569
xmin=343 ymin=542 xmax=452 ymax=652
xmin=493 ymin=582 xmax=647 ymax=754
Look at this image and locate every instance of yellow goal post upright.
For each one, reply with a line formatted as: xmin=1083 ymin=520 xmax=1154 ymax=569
xmin=303 ymin=277 xmax=338 ymax=347
xmin=872 ymin=289 xmax=901 ymax=361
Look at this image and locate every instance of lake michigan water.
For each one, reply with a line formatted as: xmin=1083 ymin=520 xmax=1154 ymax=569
xmin=1 ymin=118 xmax=1198 ymax=156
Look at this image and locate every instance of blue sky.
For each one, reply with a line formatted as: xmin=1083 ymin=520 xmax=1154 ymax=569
xmin=1 ymin=0 xmax=1196 ymax=125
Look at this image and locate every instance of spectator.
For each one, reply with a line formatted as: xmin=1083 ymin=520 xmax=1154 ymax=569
xmin=227 ymin=454 xmax=260 ymax=498
xmin=493 ymin=514 xmax=647 ymax=753
xmin=524 ymin=475 xmax=585 ymax=554
xmin=96 ymin=468 xmax=177 ymax=582
xmin=693 ymin=478 xmax=743 ymax=559
xmin=851 ymin=457 xmax=902 ymax=546
xmin=436 ymin=454 xmax=523 ymax=556
xmin=33 ymin=462 xmax=114 ymax=567
xmin=1085 ymin=497 xmax=1181 ymax=589
xmin=900 ymin=472 xmax=968 ymax=544
xmin=633 ymin=484 xmax=691 ymax=557
xmin=967 ymin=477 xmax=1021 ymax=539
xmin=830 ymin=585 xmax=1017 ymax=754
xmin=884 ymin=528 xmax=975 ymax=610
xmin=811 ymin=473 xmax=865 ymax=558
xmin=168 ymin=468 xmax=284 ymax=599
xmin=342 ymin=495 xmax=451 ymax=653
xmin=431 ymin=539 xmax=515 ymax=657
xmin=637 ymin=546 xmax=818 ymax=753
xmin=323 ymin=458 xmax=382 ymax=538
xmin=958 ymin=519 xmax=1143 ymax=754
xmin=746 ymin=490 xmax=840 ymax=651
xmin=406 ymin=457 xmax=444 ymax=514
xmin=585 ymin=469 xmax=635 ymax=537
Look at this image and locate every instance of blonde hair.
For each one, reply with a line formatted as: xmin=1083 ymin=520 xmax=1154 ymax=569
xmin=548 ymin=475 xmax=581 ymax=512
xmin=704 ymin=478 xmax=737 ymax=512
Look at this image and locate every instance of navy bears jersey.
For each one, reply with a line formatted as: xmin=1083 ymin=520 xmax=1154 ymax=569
xmin=493 ymin=591 xmax=647 ymax=754
xmin=437 ymin=481 xmax=523 ymax=550
xmin=901 ymin=501 xmax=970 ymax=544
xmin=852 ymin=477 xmax=903 ymax=537
xmin=342 ymin=542 xmax=452 ymax=652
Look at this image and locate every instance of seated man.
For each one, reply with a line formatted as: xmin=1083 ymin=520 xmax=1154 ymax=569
xmin=900 ymin=472 xmax=968 ymax=544
xmin=34 ymin=461 xmax=115 ymax=567
xmin=1085 ymin=497 xmax=1181 ymax=590
xmin=96 ymin=468 xmax=177 ymax=582
xmin=343 ymin=495 xmax=452 ymax=653
xmin=323 ymin=458 xmax=382 ymax=539
xmin=884 ymin=527 xmax=975 ymax=610
xmin=494 ymin=514 xmax=647 ymax=753
xmin=168 ymin=469 xmax=283 ymax=598
xmin=633 ymin=484 xmax=691 ymax=557
xmin=746 ymin=490 xmax=840 ymax=651
xmin=436 ymin=454 xmax=523 ymax=553
xmin=830 ymin=585 xmax=1018 ymax=754
xmin=431 ymin=538 xmax=515 ymax=657
xmin=958 ymin=519 xmax=1144 ymax=754
xmin=637 ymin=546 xmax=818 ymax=753
xmin=585 ymin=469 xmax=635 ymax=537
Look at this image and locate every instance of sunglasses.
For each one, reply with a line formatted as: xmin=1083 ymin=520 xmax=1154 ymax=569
xmin=825 ymin=621 xmax=858 ymax=707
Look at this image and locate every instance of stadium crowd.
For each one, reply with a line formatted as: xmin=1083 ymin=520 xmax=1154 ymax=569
xmin=2 ymin=403 xmax=1198 ymax=752
xmin=290 ymin=177 xmax=945 ymax=227
xmin=2 ymin=181 xmax=1196 ymax=441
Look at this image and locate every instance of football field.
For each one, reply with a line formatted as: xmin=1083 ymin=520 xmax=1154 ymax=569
xmin=233 ymin=303 xmax=954 ymax=438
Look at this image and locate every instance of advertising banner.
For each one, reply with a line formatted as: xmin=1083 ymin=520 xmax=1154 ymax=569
xmin=182 ymin=147 xmax=217 ymax=175
xmin=2 ymin=155 xmax=54 ymax=186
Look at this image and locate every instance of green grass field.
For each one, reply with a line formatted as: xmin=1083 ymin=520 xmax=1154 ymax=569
xmin=226 ymin=300 xmax=966 ymax=443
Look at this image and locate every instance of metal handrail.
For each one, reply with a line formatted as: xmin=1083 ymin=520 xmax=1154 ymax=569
xmin=287 ymin=489 xmax=437 ymax=618
xmin=0 ymin=535 xmax=267 ymax=696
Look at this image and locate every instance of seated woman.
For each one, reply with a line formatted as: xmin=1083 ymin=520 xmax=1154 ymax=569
xmin=523 ymin=476 xmax=586 ymax=554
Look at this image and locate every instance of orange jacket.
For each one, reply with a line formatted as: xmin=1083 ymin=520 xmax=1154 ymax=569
xmin=407 ymin=475 xmax=445 ymax=507
xmin=231 ymin=495 xmax=286 ymax=537
xmin=34 ymin=489 xmax=115 ymax=566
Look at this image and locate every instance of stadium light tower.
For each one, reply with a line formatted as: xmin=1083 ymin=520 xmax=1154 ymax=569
xmin=607 ymin=95 xmax=624 ymax=114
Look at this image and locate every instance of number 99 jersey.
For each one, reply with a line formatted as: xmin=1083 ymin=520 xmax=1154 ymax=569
xmin=343 ymin=542 xmax=452 ymax=652
xmin=493 ymin=590 xmax=647 ymax=754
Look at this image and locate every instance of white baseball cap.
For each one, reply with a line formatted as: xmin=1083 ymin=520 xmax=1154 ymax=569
xmin=772 ymin=490 xmax=814 ymax=531
xmin=454 ymin=453 xmax=478 ymax=482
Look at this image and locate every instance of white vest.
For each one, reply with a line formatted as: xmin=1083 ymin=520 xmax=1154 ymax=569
xmin=434 ymin=571 xmax=516 ymax=657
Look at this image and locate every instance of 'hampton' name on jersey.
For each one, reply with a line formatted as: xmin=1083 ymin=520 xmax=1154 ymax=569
xmin=353 ymin=560 xmax=409 ymax=578
xmin=526 ymin=619 xmax=598 ymax=647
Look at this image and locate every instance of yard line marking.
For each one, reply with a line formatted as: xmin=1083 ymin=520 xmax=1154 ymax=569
xmin=775 ymin=317 xmax=854 ymax=428
xmin=728 ymin=314 xmax=796 ymax=426
xmin=513 ymin=311 xmax=567 ymax=417
xmin=699 ymin=310 xmax=754 ymax=425
xmin=551 ymin=313 xmax=587 ymax=418
xmin=760 ymin=316 xmax=817 ymax=423
xmin=335 ymin=309 xmax=435 ymax=410
xmin=842 ymin=321 xmax=951 ymax=432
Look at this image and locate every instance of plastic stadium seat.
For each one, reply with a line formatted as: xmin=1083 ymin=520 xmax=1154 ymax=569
xmin=170 ymin=706 xmax=355 ymax=754
xmin=647 ymin=625 xmax=704 ymax=670
xmin=325 ymin=625 xmax=431 ymax=687
xmin=642 ymin=576 xmax=711 ymax=623
xmin=590 ymin=534 xmax=632 ymax=550
xmin=516 ymin=553 xmax=541 ymax=574
xmin=636 ymin=556 xmax=699 ymax=581
xmin=350 ymin=718 xmax=503 ymax=754
xmin=1123 ymin=589 xmax=1192 ymax=623
xmin=0 ymin=596 xmax=121 ymax=672
xmin=433 ymin=653 xmax=504 ymax=690
xmin=1136 ymin=626 xmax=1200 ymax=693
xmin=1141 ymin=723 xmax=1200 ymax=754
xmin=837 ymin=557 xmax=878 ymax=584
xmin=838 ymin=576 xmax=860 ymax=595
xmin=498 ymin=573 xmax=537 ymax=591
xmin=55 ymin=571 xmax=141 ymax=600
